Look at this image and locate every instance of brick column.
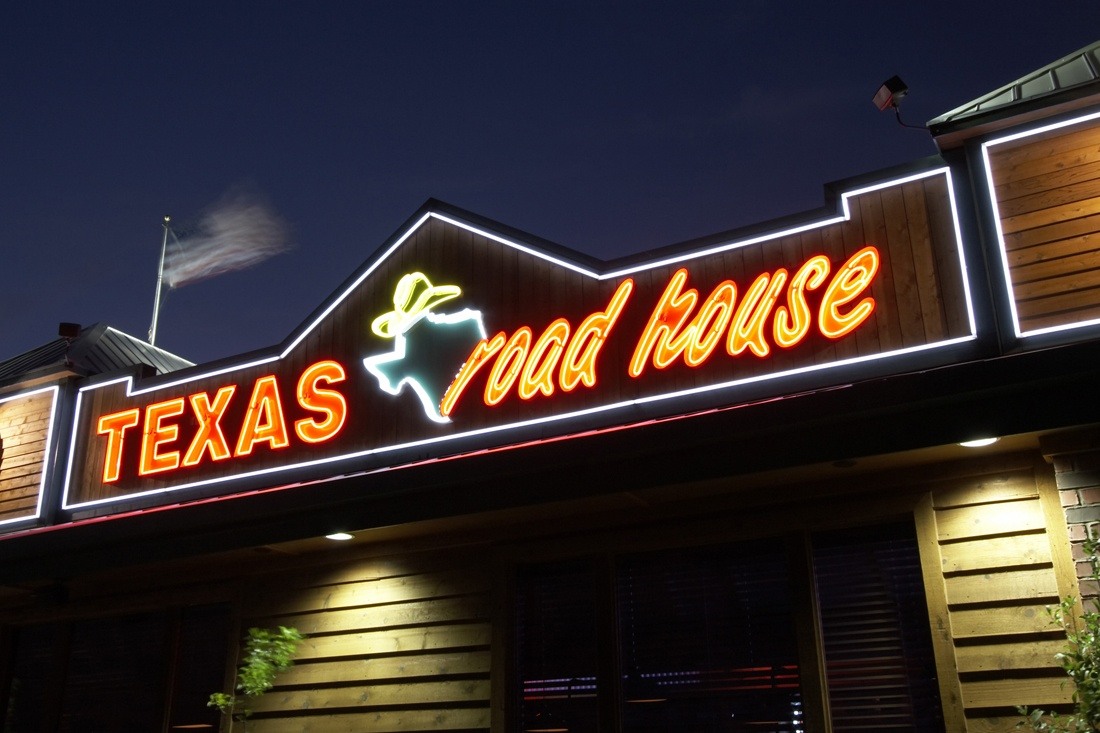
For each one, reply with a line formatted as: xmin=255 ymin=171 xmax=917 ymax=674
xmin=1041 ymin=427 xmax=1100 ymax=600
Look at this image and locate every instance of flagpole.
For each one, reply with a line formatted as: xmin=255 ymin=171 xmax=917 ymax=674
xmin=148 ymin=216 xmax=170 ymax=346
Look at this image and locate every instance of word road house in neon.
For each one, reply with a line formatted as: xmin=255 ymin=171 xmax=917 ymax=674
xmin=65 ymin=167 xmax=974 ymax=509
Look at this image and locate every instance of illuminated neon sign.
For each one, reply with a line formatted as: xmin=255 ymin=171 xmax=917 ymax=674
xmin=628 ymin=246 xmax=880 ymax=378
xmin=94 ymin=361 xmax=346 ymax=483
xmin=440 ymin=279 xmax=634 ymax=416
xmin=364 ymin=272 xmax=485 ymax=423
xmin=63 ymin=166 xmax=975 ymax=510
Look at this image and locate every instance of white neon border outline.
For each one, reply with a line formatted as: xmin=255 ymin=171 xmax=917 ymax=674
xmin=363 ymin=308 xmax=487 ymax=424
xmin=62 ymin=166 xmax=976 ymax=511
xmin=0 ymin=385 xmax=60 ymax=526
xmin=981 ymin=109 xmax=1100 ymax=338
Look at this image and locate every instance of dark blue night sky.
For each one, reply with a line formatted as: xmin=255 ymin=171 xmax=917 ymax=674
xmin=2 ymin=2 xmax=1095 ymax=364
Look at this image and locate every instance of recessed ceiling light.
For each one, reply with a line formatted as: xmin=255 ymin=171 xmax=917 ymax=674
xmin=325 ymin=532 xmax=354 ymax=541
xmin=959 ymin=437 xmax=999 ymax=448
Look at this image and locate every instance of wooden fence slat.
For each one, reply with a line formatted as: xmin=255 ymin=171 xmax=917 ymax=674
xmin=262 ymin=595 xmax=492 ymax=636
xmin=250 ymin=570 xmax=490 ymax=617
xmin=292 ymin=623 xmax=491 ymax=662
xmin=994 ymin=156 xmax=1100 ymax=202
xmin=935 ymin=499 xmax=1046 ymax=542
xmin=955 ymin=639 xmax=1066 ymax=673
xmin=931 ymin=471 xmax=1038 ymax=509
xmin=961 ymin=676 xmax=1073 ymax=709
xmin=988 ymin=129 xmax=1100 ymax=180
xmin=1007 ymin=233 xmax=1100 ymax=270
xmin=944 ymin=567 xmax=1060 ymax=606
xmin=950 ymin=606 xmax=1057 ymax=641
xmin=247 ymin=707 xmax=491 ymax=733
xmin=939 ymin=533 xmax=1051 ymax=574
xmin=278 ymin=651 xmax=491 ymax=687
xmin=1004 ymin=212 xmax=1100 ymax=251
xmin=251 ymin=679 xmax=491 ymax=714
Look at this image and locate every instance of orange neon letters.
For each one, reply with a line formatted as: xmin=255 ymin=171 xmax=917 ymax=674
xmin=519 ymin=319 xmax=570 ymax=399
xmin=727 ymin=270 xmax=788 ymax=357
xmin=97 ymin=408 xmax=140 ymax=483
xmin=629 ymin=269 xmax=699 ymax=377
xmin=560 ymin=280 xmax=633 ymax=391
xmin=439 ymin=334 xmax=507 ymax=418
xmin=440 ymin=279 xmax=634 ymax=416
xmin=486 ymin=328 xmax=533 ymax=406
xmin=819 ymin=246 xmax=879 ymax=339
xmin=95 ymin=360 xmax=348 ymax=483
xmin=182 ymin=386 xmax=236 ymax=467
xmin=235 ymin=376 xmax=290 ymax=456
xmin=139 ymin=397 xmax=186 ymax=476
xmin=774 ymin=256 xmax=831 ymax=348
xmin=630 ymin=247 xmax=880 ymax=377
xmin=294 ymin=360 xmax=348 ymax=443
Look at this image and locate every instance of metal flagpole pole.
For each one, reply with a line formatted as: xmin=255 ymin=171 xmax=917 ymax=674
xmin=148 ymin=215 xmax=171 ymax=345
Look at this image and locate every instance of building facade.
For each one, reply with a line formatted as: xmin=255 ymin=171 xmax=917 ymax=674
xmin=2 ymin=42 xmax=1100 ymax=733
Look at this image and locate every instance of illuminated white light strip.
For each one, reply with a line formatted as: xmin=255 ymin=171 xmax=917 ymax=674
xmin=429 ymin=213 xmax=602 ymax=279
xmin=982 ymin=110 xmax=1100 ymax=339
xmin=62 ymin=332 xmax=976 ymax=511
xmin=363 ymin=309 xmax=487 ymax=424
xmin=943 ymin=169 xmax=979 ymax=337
xmin=62 ymin=166 xmax=977 ymax=511
xmin=984 ymin=108 xmax=1100 ymax=148
xmin=981 ymin=143 xmax=1025 ymax=336
xmin=603 ymin=167 xmax=954 ymax=279
xmin=0 ymin=385 xmax=60 ymax=526
xmin=282 ymin=213 xmax=434 ymax=355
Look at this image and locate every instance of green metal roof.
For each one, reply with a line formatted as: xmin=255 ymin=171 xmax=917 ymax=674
xmin=0 ymin=322 xmax=193 ymax=385
xmin=928 ymin=39 xmax=1100 ymax=138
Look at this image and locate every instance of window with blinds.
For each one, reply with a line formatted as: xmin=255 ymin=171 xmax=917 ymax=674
xmin=812 ymin=523 xmax=944 ymax=732
xmin=516 ymin=561 xmax=601 ymax=732
xmin=617 ymin=541 xmax=802 ymax=732
xmin=514 ymin=521 xmax=942 ymax=732
xmin=1 ymin=604 xmax=231 ymax=732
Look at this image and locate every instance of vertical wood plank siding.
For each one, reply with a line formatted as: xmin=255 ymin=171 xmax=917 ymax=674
xmin=0 ymin=391 xmax=53 ymax=524
xmin=987 ymin=119 xmax=1100 ymax=333
xmin=917 ymin=461 xmax=1080 ymax=732
xmin=239 ymin=552 xmax=492 ymax=732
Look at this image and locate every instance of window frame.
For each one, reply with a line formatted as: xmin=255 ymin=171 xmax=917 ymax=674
xmin=508 ymin=519 xmax=943 ymax=733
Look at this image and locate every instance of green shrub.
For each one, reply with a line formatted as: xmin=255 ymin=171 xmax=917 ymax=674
xmin=1018 ymin=535 xmax=1100 ymax=732
xmin=209 ymin=626 xmax=305 ymax=726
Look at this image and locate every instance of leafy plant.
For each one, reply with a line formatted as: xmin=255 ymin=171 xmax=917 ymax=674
xmin=209 ymin=626 xmax=305 ymax=727
xmin=1018 ymin=534 xmax=1100 ymax=731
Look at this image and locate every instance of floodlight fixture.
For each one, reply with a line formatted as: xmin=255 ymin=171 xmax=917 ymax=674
xmin=873 ymin=75 xmax=909 ymax=111
xmin=873 ymin=75 xmax=925 ymax=130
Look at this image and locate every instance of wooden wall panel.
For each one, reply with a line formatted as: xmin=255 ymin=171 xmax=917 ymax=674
xmin=0 ymin=389 xmax=55 ymax=525
xmin=916 ymin=461 xmax=1081 ymax=732
xmin=987 ymin=119 xmax=1100 ymax=333
xmin=238 ymin=550 xmax=492 ymax=733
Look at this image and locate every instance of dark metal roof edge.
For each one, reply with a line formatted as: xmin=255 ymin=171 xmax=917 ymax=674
xmin=0 ymin=322 xmax=193 ymax=386
xmin=928 ymin=40 xmax=1100 ymax=139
